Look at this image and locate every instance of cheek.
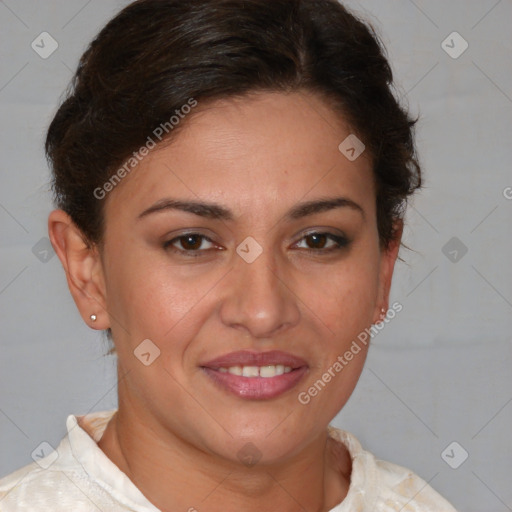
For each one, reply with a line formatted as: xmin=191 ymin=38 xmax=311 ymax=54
xmin=108 ymin=254 xmax=222 ymax=350
xmin=305 ymin=247 xmax=379 ymax=406
xmin=302 ymin=254 xmax=380 ymax=336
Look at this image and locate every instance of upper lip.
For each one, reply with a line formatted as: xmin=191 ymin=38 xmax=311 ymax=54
xmin=201 ymin=350 xmax=308 ymax=369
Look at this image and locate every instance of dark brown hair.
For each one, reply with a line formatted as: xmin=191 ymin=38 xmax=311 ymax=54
xmin=45 ymin=0 xmax=421 ymax=353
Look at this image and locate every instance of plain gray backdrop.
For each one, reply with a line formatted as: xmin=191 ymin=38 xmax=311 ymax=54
xmin=1 ymin=1 xmax=511 ymax=511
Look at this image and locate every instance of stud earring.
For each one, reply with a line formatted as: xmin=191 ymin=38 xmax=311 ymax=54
xmin=90 ymin=314 xmax=97 ymax=322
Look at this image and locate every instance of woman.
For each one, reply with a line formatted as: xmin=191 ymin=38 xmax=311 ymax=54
xmin=0 ymin=0 xmax=458 ymax=510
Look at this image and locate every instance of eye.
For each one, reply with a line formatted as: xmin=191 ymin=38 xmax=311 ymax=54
xmin=163 ymin=233 xmax=217 ymax=257
xmin=163 ymin=231 xmax=350 ymax=258
xmin=294 ymin=232 xmax=350 ymax=252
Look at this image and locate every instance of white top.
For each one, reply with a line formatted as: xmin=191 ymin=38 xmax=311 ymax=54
xmin=0 ymin=409 xmax=457 ymax=511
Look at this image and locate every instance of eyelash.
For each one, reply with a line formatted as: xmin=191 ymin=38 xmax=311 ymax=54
xmin=163 ymin=232 xmax=350 ymax=258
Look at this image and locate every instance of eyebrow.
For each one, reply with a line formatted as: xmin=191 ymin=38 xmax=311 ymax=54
xmin=137 ymin=196 xmax=365 ymax=222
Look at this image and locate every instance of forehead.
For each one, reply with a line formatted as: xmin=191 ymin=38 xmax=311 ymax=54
xmin=104 ymin=90 xmax=375 ymax=220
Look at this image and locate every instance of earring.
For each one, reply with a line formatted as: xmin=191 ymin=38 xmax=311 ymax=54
xmin=90 ymin=314 xmax=97 ymax=322
xmin=379 ymin=308 xmax=386 ymax=321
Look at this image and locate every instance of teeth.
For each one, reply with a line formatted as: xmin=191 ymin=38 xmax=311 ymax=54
xmin=218 ymin=365 xmax=294 ymax=378
xmin=242 ymin=366 xmax=259 ymax=377
xmin=260 ymin=365 xmax=277 ymax=377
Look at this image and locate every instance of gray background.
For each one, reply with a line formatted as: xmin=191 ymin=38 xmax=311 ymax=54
xmin=0 ymin=1 xmax=511 ymax=510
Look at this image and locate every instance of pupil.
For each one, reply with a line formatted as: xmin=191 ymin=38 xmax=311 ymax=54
xmin=183 ymin=235 xmax=201 ymax=250
xmin=309 ymin=234 xmax=326 ymax=248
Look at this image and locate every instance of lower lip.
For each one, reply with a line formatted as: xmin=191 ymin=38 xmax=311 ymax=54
xmin=201 ymin=367 xmax=308 ymax=400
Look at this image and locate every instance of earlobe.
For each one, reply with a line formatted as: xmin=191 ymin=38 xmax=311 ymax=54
xmin=47 ymin=209 xmax=109 ymax=330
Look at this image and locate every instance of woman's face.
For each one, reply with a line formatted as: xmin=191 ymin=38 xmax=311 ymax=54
xmin=94 ymin=90 xmax=399 ymax=464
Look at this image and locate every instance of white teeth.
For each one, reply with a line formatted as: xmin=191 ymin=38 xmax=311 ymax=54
xmin=228 ymin=366 xmax=243 ymax=376
xmin=218 ymin=365 xmax=294 ymax=378
xmin=260 ymin=365 xmax=277 ymax=378
xmin=242 ymin=366 xmax=259 ymax=377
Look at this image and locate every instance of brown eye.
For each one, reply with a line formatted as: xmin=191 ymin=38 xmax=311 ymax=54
xmin=178 ymin=234 xmax=204 ymax=250
xmin=296 ymin=232 xmax=349 ymax=252
xmin=305 ymin=233 xmax=328 ymax=249
xmin=163 ymin=233 xmax=216 ymax=256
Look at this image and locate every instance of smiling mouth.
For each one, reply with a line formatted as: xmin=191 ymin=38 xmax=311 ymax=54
xmin=200 ymin=350 xmax=309 ymax=400
xmin=215 ymin=364 xmax=293 ymax=377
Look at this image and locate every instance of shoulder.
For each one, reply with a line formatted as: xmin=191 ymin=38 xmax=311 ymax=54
xmin=372 ymin=458 xmax=458 ymax=511
xmin=0 ymin=459 xmax=103 ymax=511
xmin=0 ymin=414 xmax=118 ymax=511
xmin=327 ymin=426 xmax=458 ymax=511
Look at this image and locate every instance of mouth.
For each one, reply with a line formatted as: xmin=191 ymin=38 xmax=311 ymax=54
xmin=200 ymin=350 xmax=309 ymax=400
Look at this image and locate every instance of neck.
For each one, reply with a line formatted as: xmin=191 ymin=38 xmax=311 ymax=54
xmin=97 ymin=391 xmax=350 ymax=512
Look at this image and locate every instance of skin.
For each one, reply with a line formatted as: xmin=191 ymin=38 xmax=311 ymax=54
xmin=48 ymin=90 xmax=402 ymax=512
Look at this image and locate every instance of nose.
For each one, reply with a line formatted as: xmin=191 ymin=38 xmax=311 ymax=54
xmin=219 ymin=243 xmax=301 ymax=340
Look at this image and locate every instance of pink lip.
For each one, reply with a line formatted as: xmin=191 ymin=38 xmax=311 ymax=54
xmin=200 ymin=350 xmax=309 ymax=400
xmin=201 ymin=350 xmax=308 ymax=369
xmin=202 ymin=367 xmax=309 ymax=400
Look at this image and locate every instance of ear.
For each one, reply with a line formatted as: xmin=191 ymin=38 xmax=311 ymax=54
xmin=372 ymin=219 xmax=403 ymax=324
xmin=48 ymin=209 xmax=109 ymax=330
